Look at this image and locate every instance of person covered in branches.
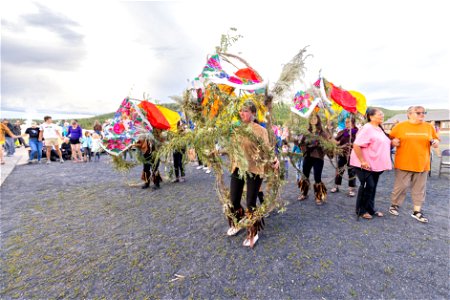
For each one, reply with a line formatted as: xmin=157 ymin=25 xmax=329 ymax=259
xmin=298 ymin=113 xmax=331 ymax=205
xmin=226 ymin=100 xmax=279 ymax=248
xmin=172 ymin=121 xmax=187 ymax=183
xmin=135 ymin=133 xmax=162 ymax=190
xmin=330 ymin=117 xmax=358 ymax=197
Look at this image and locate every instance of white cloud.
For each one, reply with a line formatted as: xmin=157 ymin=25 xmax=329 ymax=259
xmin=1 ymin=0 xmax=448 ymax=120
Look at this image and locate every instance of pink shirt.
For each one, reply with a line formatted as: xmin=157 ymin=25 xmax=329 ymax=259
xmin=350 ymin=123 xmax=392 ymax=172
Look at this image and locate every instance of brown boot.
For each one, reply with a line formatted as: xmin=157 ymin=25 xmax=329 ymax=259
xmin=298 ymin=178 xmax=310 ymax=201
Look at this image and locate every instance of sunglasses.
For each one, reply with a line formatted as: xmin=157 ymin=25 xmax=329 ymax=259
xmin=415 ymin=112 xmax=427 ymax=115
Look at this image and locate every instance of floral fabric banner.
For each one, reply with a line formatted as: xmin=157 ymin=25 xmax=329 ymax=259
xmin=101 ymin=98 xmax=152 ymax=156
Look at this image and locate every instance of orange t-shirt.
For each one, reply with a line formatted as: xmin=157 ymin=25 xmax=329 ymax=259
xmin=390 ymin=121 xmax=439 ymax=172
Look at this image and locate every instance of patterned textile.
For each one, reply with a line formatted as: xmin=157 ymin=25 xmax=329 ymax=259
xmin=101 ymin=98 xmax=152 ymax=156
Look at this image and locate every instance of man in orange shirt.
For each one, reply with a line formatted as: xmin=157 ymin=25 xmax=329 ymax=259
xmin=388 ymin=106 xmax=440 ymax=223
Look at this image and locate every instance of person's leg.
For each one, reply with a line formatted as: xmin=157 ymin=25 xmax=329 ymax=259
xmin=390 ymin=169 xmax=412 ymax=207
xmin=70 ymin=143 xmax=76 ymax=160
xmin=173 ymin=151 xmax=180 ymax=179
xmin=298 ymin=156 xmax=313 ymax=199
xmin=5 ymin=137 xmax=15 ymax=155
xmin=312 ymin=158 xmax=326 ymax=204
xmin=245 ymin=174 xmax=263 ymax=212
xmin=355 ymin=168 xmax=370 ymax=215
xmin=76 ymin=144 xmax=83 ymax=161
xmin=37 ymin=141 xmax=43 ymax=161
xmin=312 ymin=158 xmax=324 ymax=184
xmin=334 ymin=155 xmax=346 ymax=186
xmin=410 ymin=171 xmax=428 ymax=212
xmin=29 ymin=139 xmax=38 ymax=161
xmin=230 ymin=169 xmax=245 ymax=220
xmin=46 ymin=146 xmax=52 ymax=162
xmin=347 ymin=165 xmax=357 ymax=188
xmin=0 ymin=143 xmax=4 ymax=163
xmin=142 ymin=162 xmax=151 ymax=188
xmin=366 ymin=171 xmax=382 ymax=215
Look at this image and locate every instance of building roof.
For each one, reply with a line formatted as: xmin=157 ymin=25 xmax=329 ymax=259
xmin=384 ymin=109 xmax=450 ymax=124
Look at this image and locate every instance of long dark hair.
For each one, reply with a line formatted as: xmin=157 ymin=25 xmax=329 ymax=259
xmin=308 ymin=113 xmax=323 ymax=133
xmin=366 ymin=107 xmax=389 ymax=137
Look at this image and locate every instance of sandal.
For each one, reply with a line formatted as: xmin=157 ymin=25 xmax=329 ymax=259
xmin=389 ymin=205 xmax=399 ymax=216
xmin=374 ymin=211 xmax=384 ymax=217
xmin=411 ymin=211 xmax=428 ymax=223
xmin=361 ymin=212 xmax=373 ymax=219
xmin=315 ymin=199 xmax=323 ymax=206
xmin=348 ymin=190 xmax=356 ymax=197
xmin=227 ymin=226 xmax=242 ymax=236
xmin=330 ymin=186 xmax=339 ymax=193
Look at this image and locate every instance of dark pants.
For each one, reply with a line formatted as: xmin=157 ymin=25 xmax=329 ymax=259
xmin=302 ymin=156 xmax=324 ymax=183
xmin=143 ymin=154 xmax=160 ymax=185
xmin=16 ymin=137 xmax=29 ymax=147
xmin=355 ymin=168 xmax=383 ymax=215
xmin=83 ymin=147 xmax=91 ymax=161
xmin=335 ymin=155 xmax=356 ymax=187
xmin=173 ymin=149 xmax=185 ymax=178
xmin=230 ymin=169 xmax=263 ymax=213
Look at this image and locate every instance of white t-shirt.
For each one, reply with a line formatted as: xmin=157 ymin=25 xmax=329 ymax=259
xmin=40 ymin=123 xmax=61 ymax=139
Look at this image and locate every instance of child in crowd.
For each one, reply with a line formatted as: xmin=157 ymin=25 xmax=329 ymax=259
xmin=81 ymin=131 xmax=92 ymax=162
xmin=60 ymin=137 xmax=72 ymax=160
xmin=91 ymin=133 xmax=101 ymax=161
xmin=292 ymin=138 xmax=303 ymax=182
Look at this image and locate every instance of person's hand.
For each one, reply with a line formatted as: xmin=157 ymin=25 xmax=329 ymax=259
xmin=431 ymin=139 xmax=440 ymax=148
xmin=391 ymin=138 xmax=400 ymax=147
xmin=360 ymin=160 xmax=370 ymax=170
xmin=272 ymin=157 xmax=280 ymax=170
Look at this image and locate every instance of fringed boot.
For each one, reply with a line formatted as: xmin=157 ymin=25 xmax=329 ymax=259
xmin=243 ymin=210 xmax=265 ymax=248
xmin=141 ymin=170 xmax=151 ymax=189
xmin=314 ymin=182 xmax=327 ymax=205
xmin=226 ymin=207 xmax=244 ymax=236
xmin=298 ymin=178 xmax=310 ymax=201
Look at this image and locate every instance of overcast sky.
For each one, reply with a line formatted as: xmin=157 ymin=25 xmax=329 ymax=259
xmin=1 ymin=0 xmax=449 ymax=119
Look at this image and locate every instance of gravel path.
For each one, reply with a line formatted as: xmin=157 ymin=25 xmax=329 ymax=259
xmin=1 ymin=155 xmax=449 ymax=299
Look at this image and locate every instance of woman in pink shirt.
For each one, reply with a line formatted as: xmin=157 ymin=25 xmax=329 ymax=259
xmin=350 ymin=108 xmax=392 ymax=219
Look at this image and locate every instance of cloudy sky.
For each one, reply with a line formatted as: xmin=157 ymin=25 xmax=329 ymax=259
xmin=1 ymin=0 xmax=448 ymax=119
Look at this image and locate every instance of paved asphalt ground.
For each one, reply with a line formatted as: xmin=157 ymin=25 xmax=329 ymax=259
xmin=0 ymin=142 xmax=449 ymax=299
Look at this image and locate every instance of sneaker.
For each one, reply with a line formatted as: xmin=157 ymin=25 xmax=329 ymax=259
xmin=27 ymin=159 xmax=33 ymax=164
xmin=243 ymin=234 xmax=259 ymax=247
xmin=202 ymin=166 xmax=209 ymax=170
xmin=46 ymin=161 xmax=51 ymax=164
xmin=172 ymin=178 xmax=180 ymax=183
xmin=179 ymin=177 xmax=185 ymax=183
xmin=37 ymin=160 xmax=42 ymax=164
xmin=226 ymin=226 xmax=242 ymax=236
xmin=60 ymin=159 xmax=64 ymax=163
xmin=411 ymin=211 xmax=428 ymax=223
xmin=196 ymin=165 xmax=203 ymax=170
xmin=205 ymin=168 xmax=211 ymax=174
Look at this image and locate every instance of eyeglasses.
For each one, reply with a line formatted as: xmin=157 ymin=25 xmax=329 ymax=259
xmin=415 ymin=112 xmax=427 ymax=115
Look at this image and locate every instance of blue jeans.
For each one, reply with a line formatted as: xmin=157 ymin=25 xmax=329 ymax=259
xmin=5 ymin=137 xmax=15 ymax=155
xmin=295 ymin=158 xmax=303 ymax=181
xmin=29 ymin=138 xmax=43 ymax=161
